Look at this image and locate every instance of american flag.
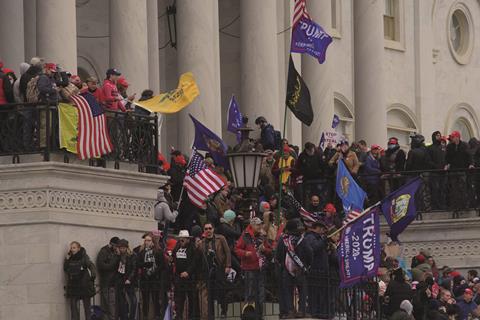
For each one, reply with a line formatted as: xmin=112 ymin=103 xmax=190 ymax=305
xmin=283 ymin=192 xmax=318 ymax=227
xmin=184 ymin=151 xmax=226 ymax=209
xmin=293 ymin=0 xmax=310 ymax=26
xmin=343 ymin=208 xmax=363 ymax=225
xmin=70 ymin=93 xmax=113 ymax=160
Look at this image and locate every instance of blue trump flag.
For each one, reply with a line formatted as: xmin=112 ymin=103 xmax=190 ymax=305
xmin=381 ymin=177 xmax=422 ymax=242
xmin=291 ymin=16 xmax=332 ymax=64
xmin=189 ymin=114 xmax=228 ymax=168
xmin=332 ymin=114 xmax=340 ymax=129
xmin=227 ymin=95 xmax=242 ymax=143
xmin=336 ymin=160 xmax=367 ymax=212
xmin=338 ymin=206 xmax=381 ymax=288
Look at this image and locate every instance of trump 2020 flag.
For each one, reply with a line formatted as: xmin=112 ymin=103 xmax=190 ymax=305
xmin=338 ymin=206 xmax=381 ymax=288
xmin=381 ymin=177 xmax=422 ymax=242
xmin=227 ymin=95 xmax=242 ymax=143
xmin=336 ymin=160 xmax=367 ymax=212
xmin=291 ymin=16 xmax=332 ymax=64
xmin=190 ymin=114 xmax=228 ymax=168
xmin=286 ymin=55 xmax=314 ymax=126
xmin=332 ymin=114 xmax=340 ymax=129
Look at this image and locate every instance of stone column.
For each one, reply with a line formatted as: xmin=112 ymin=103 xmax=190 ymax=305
xmin=110 ymin=0 xmax=149 ymax=96
xmin=301 ymin=0 xmax=333 ymax=145
xmin=354 ymin=0 xmax=387 ymax=145
xmin=240 ymin=0 xmax=280 ymax=130
xmin=37 ymin=0 xmax=77 ymax=72
xmin=176 ymin=0 xmax=222 ymax=152
xmin=147 ymin=0 xmax=160 ymax=92
xmin=0 ymin=0 xmax=25 ymax=73
xmin=24 ymin=0 xmax=36 ymax=61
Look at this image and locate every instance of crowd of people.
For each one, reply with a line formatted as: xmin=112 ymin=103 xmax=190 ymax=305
xmin=3 ymin=59 xmax=480 ymax=320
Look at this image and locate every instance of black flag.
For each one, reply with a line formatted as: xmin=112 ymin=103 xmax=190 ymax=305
xmin=285 ymin=55 xmax=313 ymax=126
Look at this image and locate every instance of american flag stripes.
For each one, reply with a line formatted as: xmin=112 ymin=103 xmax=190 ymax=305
xmin=293 ymin=0 xmax=310 ymax=26
xmin=184 ymin=151 xmax=226 ymax=209
xmin=283 ymin=192 xmax=318 ymax=227
xmin=70 ymin=93 xmax=113 ymax=160
xmin=344 ymin=208 xmax=363 ymax=225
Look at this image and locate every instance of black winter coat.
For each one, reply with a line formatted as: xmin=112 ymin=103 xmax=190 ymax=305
xmin=275 ymin=234 xmax=313 ymax=274
xmin=406 ymin=145 xmax=434 ymax=171
xmin=115 ymin=252 xmax=137 ymax=286
xmin=445 ymin=141 xmax=473 ymax=169
xmin=64 ymin=247 xmax=96 ymax=298
xmin=96 ymin=245 xmax=120 ymax=287
xmin=428 ymin=140 xmax=446 ymax=169
xmin=136 ymin=247 xmax=164 ymax=282
xmin=303 ymin=231 xmax=328 ymax=273
xmin=297 ymin=151 xmax=324 ymax=181
xmin=384 ymin=280 xmax=413 ymax=315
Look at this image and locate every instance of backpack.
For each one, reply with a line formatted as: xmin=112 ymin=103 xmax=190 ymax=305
xmin=66 ymin=258 xmax=86 ymax=280
xmin=26 ymin=75 xmax=40 ymax=103
xmin=274 ymin=130 xmax=282 ymax=150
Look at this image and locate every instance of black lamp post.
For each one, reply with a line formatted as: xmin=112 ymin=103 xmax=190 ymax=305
xmin=227 ymin=117 xmax=266 ymax=218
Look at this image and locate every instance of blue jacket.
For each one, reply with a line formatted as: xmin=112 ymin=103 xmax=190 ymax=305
xmin=363 ymin=153 xmax=381 ymax=185
xmin=37 ymin=74 xmax=58 ymax=104
xmin=276 ymin=234 xmax=312 ymax=273
xmin=261 ymin=124 xmax=276 ymax=151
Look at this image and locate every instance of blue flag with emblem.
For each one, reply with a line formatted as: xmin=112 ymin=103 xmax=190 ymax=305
xmin=189 ymin=114 xmax=228 ymax=168
xmin=381 ymin=177 xmax=422 ymax=242
xmin=336 ymin=160 xmax=367 ymax=212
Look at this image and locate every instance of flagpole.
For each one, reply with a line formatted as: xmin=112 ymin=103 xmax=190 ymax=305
xmin=327 ymin=201 xmax=381 ymax=239
xmin=176 ymin=147 xmax=196 ymax=211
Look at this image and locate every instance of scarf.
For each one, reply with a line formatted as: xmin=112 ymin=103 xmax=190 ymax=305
xmin=283 ymin=234 xmax=306 ymax=277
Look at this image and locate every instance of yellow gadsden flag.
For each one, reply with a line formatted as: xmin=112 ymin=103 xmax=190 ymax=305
xmin=58 ymin=102 xmax=78 ymax=154
xmin=135 ymin=72 xmax=200 ymax=113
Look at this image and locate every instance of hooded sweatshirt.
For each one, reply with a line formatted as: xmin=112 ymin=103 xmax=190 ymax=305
xmin=13 ymin=63 xmax=30 ymax=103
xmin=428 ymin=131 xmax=446 ymax=169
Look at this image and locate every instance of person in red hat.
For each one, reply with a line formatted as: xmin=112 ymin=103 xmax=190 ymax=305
xmin=116 ymin=76 xmax=136 ymax=106
xmin=37 ymin=63 xmax=59 ymax=104
xmin=272 ymin=145 xmax=296 ymax=188
xmin=445 ymin=130 xmax=474 ymax=213
xmin=457 ymin=288 xmax=479 ymax=320
xmin=0 ymin=59 xmax=14 ymax=104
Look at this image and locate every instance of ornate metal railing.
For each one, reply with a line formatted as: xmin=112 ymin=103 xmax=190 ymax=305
xmin=0 ymin=102 xmax=158 ymax=173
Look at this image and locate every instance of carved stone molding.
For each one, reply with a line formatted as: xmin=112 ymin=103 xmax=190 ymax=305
xmin=0 ymin=191 xmax=48 ymax=210
xmin=0 ymin=189 xmax=154 ymax=219
xmin=403 ymin=240 xmax=480 ymax=258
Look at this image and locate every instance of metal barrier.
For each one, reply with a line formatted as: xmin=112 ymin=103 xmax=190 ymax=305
xmin=0 ymin=102 xmax=159 ymax=172
xmin=65 ymin=274 xmax=383 ymax=320
xmin=301 ymin=168 xmax=480 ymax=217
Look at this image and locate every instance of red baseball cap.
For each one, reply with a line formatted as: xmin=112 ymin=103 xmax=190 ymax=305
xmin=371 ymin=144 xmax=381 ymax=150
xmin=450 ymin=130 xmax=461 ymax=139
xmin=324 ymin=203 xmax=336 ymax=213
xmin=70 ymin=75 xmax=81 ymax=85
xmin=45 ymin=63 xmax=57 ymax=72
xmin=117 ymin=77 xmax=129 ymax=88
xmin=464 ymin=288 xmax=473 ymax=295
xmin=2 ymin=68 xmax=14 ymax=74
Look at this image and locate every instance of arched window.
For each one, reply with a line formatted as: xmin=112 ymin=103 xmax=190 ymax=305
xmin=334 ymin=95 xmax=354 ymax=142
xmin=446 ymin=104 xmax=479 ymax=141
xmin=387 ymin=107 xmax=418 ymax=148
xmin=77 ymin=55 xmax=100 ymax=81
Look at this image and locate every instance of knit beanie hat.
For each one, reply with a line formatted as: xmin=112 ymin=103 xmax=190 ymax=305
xmin=223 ymin=209 xmax=236 ymax=223
xmin=400 ymin=300 xmax=413 ymax=316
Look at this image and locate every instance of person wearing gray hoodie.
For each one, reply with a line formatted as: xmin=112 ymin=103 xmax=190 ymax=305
xmin=14 ymin=62 xmax=30 ymax=103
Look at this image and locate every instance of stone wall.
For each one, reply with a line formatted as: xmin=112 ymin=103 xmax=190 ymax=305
xmin=0 ymin=162 xmax=166 ymax=320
